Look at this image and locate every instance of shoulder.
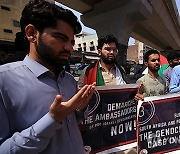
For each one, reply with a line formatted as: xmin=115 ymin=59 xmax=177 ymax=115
xmin=0 ymin=61 xmax=24 ymax=88
xmin=0 ymin=61 xmax=23 ymax=73
xmin=173 ymin=65 xmax=180 ymax=72
xmin=64 ymin=71 xmax=76 ymax=82
xmin=137 ymin=74 xmax=146 ymax=81
xmin=158 ymin=75 xmax=166 ymax=83
xmin=115 ymin=64 xmax=126 ymax=73
xmin=136 ymin=74 xmax=150 ymax=85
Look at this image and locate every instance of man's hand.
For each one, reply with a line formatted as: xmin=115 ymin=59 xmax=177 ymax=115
xmin=49 ymin=83 xmax=96 ymax=123
xmin=76 ymin=82 xmax=96 ymax=111
xmin=135 ymin=83 xmax=144 ymax=101
xmin=134 ymin=93 xmax=144 ymax=101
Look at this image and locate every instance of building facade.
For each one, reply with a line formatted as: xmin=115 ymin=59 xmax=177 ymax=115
xmin=75 ymin=32 xmax=98 ymax=54
xmin=0 ymin=0 xmax=29 ymax=43
xmin=0 ymin=0 xmax=54 ymax=64
xmin=0 ymin=0 xmax=146 ymax=68
xmin=0 ymin=0 xmax=54 ymax=44
xmin=127 ymin=40 xmax=144 ymax=64
xmin=74 ymin=32 xmax=99 ymax=64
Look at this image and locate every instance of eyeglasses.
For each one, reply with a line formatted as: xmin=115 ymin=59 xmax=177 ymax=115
xmin=103 ymin=47 xmax=118 ymax=53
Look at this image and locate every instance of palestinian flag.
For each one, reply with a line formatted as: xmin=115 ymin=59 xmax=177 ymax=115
xmin=158 ymin=54 xmax=169 ymax=76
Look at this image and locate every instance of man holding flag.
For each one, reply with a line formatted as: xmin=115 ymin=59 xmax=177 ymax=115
xmin=78 ymin=34 xmax=128 ymax=87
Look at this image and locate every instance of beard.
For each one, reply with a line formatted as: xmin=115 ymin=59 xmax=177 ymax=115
xmin=148 ymin=64 xmax=160 ymax=72
xmin=101 ymin=53 xmax=116 ymax=64
xmin=36 ymin=36 xmax=70 ymax=71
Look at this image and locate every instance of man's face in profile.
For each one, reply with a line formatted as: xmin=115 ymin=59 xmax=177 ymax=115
xmin=36 ymin=19 xmax=75 ymax=69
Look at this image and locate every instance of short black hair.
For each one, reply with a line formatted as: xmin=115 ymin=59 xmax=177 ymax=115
xmin=166 ymin=52 xmax=180 ymax=62
xmin=143 ymin=49 xmax=160 ymax=62
xmin=97 ymin=34 xmax=118 ymax=50
xmin=20 ymin=0 xmax=82 ymax=34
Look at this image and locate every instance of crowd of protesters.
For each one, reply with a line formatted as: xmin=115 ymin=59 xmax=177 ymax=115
xmin=0 ymin=1 xmax=180 ymax=154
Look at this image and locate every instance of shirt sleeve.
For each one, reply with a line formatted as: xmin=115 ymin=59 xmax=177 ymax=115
xmin=0 ymin=94 xmax=61 ymax=154
xmin=169 ymin=67 xmax=180 ymax=93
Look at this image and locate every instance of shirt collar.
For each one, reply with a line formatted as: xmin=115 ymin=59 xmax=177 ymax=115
xmin=98 ymin=61 xmax=116 ymax=72
xmin=147 ymin=73 xmax=161 ymax=80
xmin=23 ymin=55 xmax=66 ymax=78
xmin=23 ymin=55 xmax=50 ymax=77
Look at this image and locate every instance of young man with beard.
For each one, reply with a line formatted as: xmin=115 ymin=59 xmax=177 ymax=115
xmin=163 ymin=52 xmax=180 ymax=89
xmin=169 ymin=64 xmax=180 ymax=93
xmin=135 ymin=49 xmax=166 ymax=100
xmin=78 ymin=35 xmax=128 ymax=87
xmin=0 ymin=0 xmax=95 ymax=153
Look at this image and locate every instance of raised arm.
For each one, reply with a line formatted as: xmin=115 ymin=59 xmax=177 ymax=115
xmin=0 ymin=84 xmax=95 ymax=154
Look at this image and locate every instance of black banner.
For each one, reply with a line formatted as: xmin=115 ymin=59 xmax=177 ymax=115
xmin=137 ymin=94 xmax=180 ymax=154
xmin=81 ymin=84 xmax=138 ymax=153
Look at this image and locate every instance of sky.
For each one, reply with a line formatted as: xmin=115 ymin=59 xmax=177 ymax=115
xmin=176 ymin=0 xmax=180 ymax=13
xmin=55 ymin=2 xmax=96 ymax=34
xmin=56 ymin=1 xmax=180 ymax=45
